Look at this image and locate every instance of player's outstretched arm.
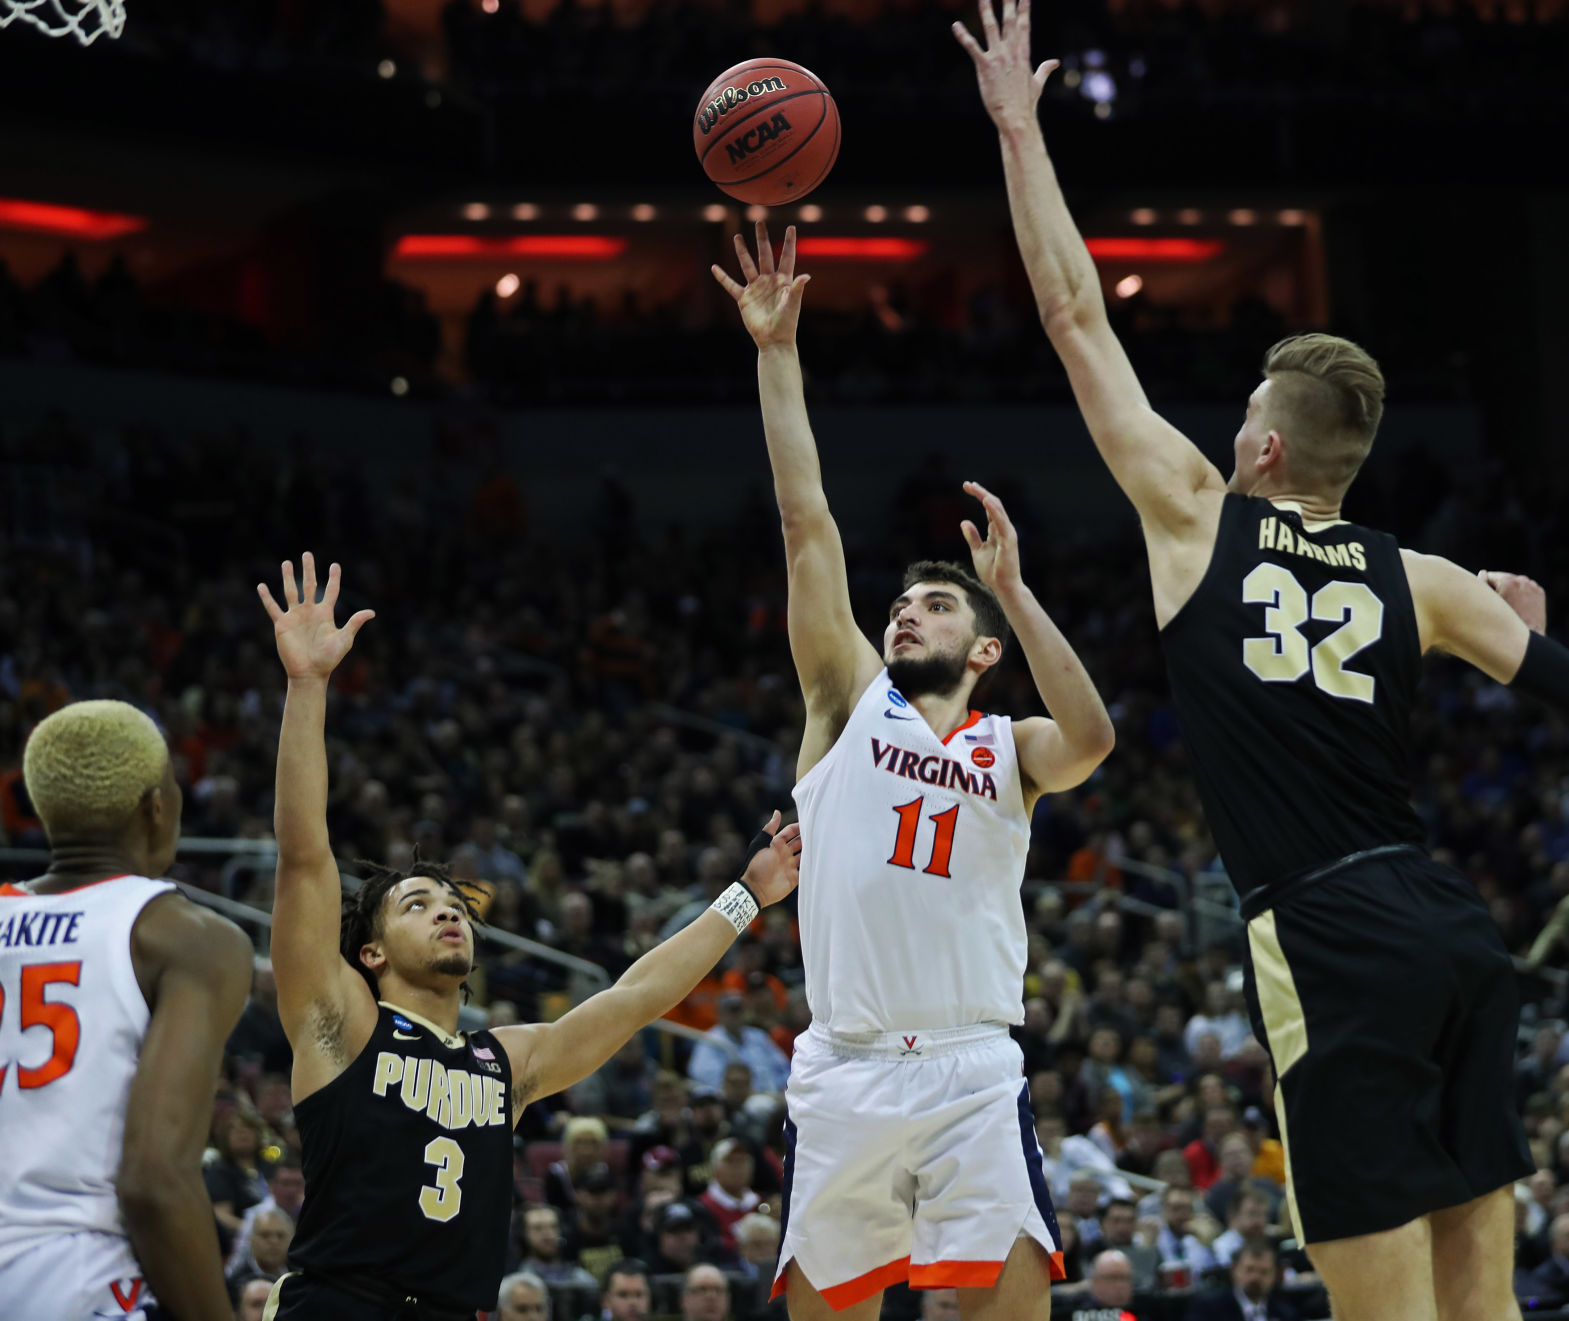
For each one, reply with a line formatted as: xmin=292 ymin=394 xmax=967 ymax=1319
xmin=494 ymin=814 xmax=801 ymax=1117
xmin=120 ymin=895 xmax=252 ymax=1321
xmin=954 ymin=0 xmax=1224 ymax=533
xmin=258 ymin=554 xmax=379 ymax=1076
xmin=961 ymin=482 xmax=1114 ymax=799
xmin=1405 ymin=551 xmax=1569 ymax=708
xmin=713 ymin=223 xmax=882 ymax=739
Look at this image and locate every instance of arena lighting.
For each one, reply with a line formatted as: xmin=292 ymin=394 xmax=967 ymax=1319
xmin=1177 ymin=208 xmax=1203 ymax=225
xmin=0 ymin=197 xmax=146 ymax=240
xmin=481 ymin=0 xmax=498 ymax=10
xmin=798 ymin=204 xmax=823 ymax=222
xmin=461 ymin=202 xmax=490 ymax=222
xmin=1084 ymin=238 xmax=1223 ymax=262
xmin=390 ymin=376 xmax=410 ymax=396
xmin=1115 ymin=274 xmax=1144 ymax=298
xmin=1228 ymin=208 xmax=1258 ymax=226
xmin=394 ymin=235 xmax=629 ymax=259
xmin=796 ymin=237 xmax=929 ymax=260
xmin=511 ymin=203 xmax=539 ymax=221
xmin=745 ymin=205 xmax=768 ymax=222
xmin=702 ymin=204 xmax=727 ymax=222
xmin=864 ymin=205 xmax=888 ymax=223
xmin=571 ymin=203 xmax=598 ymax=221
xmin=495 ymin=273 xmax=520 ymax=297
xmin=904 ymin=205 xmax=930 ymax=223
xmin=631 ymin=203 xmax=657 ymax=221
xmin=1277 ymin=209 xmax=1308 ymax=225
xmin=377 ymin=59 xmax=395 ymax=78
xmin=1130 ymin=208 xmax=1157 ymax=225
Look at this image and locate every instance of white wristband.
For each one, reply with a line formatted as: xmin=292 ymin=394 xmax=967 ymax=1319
xmin=711 ymin=881 xmax=760 ymax=934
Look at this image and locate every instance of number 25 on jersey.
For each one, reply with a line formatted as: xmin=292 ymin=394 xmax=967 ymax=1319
xmin=0 ymin=961 xmax=82 ymax=1092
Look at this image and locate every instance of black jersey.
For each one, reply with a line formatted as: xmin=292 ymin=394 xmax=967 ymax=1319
xmin=288 ymin=1003 xmax=515 ymax=1311
xmin=1160 ymin=494 xmax=1425 ymax=903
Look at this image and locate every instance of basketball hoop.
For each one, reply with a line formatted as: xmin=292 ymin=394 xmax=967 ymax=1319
xmin=0 ymin=0 xmax=126 ymax=45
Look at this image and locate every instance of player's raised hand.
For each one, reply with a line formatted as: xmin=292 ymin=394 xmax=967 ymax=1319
xmin=1479 ymin=569 xmax=1547 ymax=634
xmin=257 ymin=552 xmax=375 ymax=681
xmin=952 ymin=0 xmax=1059 ymax=133
xmin=960 ymin=481 xmax=1024 ymax=595
xmin=741 ymin=810 xmax=804 ymax=908
xmin=711 ymin=221 xmax=811 ymax=349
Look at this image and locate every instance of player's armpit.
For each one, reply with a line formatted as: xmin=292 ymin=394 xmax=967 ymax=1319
xmin=1044 ymin=310 xmax=1226 ymax=532
xmin=121 ymin=896 xmax=253 ymax=1321
xmin=1401 ymin=548 xmax=1532 ymax=683
xmin=270 ymin=855 xmax=376 ymax=1061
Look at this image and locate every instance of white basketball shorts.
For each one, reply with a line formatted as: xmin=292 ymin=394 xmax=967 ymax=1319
xmin=0 ymin=1231 xmax=152 ymax=1321
xmin=770 ymin=1023 xmax=1064 ymax=1311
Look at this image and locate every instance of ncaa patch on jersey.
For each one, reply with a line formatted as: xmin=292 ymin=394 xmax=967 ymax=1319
xmin=393 ymin=1014 xmax=415 ymax=1033
xmin=886 ymin=689 xmax=908 ymax=707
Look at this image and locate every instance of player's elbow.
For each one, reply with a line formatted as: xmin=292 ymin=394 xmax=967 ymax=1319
xmin=118 ymin=1159 xmax=189 ymax=1222
xmin=1038 ymin=290 xmax=1105 ymax=343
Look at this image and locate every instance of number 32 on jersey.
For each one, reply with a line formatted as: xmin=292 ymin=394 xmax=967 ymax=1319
xmin=1242 ymin=563 xmax=1384 ymax=703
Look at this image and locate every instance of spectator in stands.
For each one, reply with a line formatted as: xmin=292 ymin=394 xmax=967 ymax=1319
xmin=1065 ymin=1249 xmax=1142 ymax=1319
xmin=631 ymin=1073 xmax=697 ymax=1168
xmin=572 ymin=1034 xmax=656 ymax=1125
xmin=1188 ymin=1238 xmax=1295 ymax=1321
xmin=1184 ymin=1105 xmax=1239 ymax=1191
xmin=1066 ymin=1172 xmax=1107 ymax=1254
xmin=548 ymin=1116 xmax=610 ymax=1210
xmin=1204 ymin=1134 xmax=1282 ymax=1223
xmin=688 ymin=991 xmax=790 ymax=1094
xmin=233 ymin=1276 xmax=271 ymax=1321
xmin=226 ymin=1208 xmax=292 ymax=1290
xmin=680 ymin=1264 xmax=730 ymax=1321
xmin=518 ymin=1204 xmax=598 ymax=1290
xmin=681 ymin=1090 xmax=733 ymax=1195
xmin=563 ymin=1163 xmax=625 ymax=1286
xmin=1211 ymin=1189 xmax=1273 ymax=1268
xmin=1185 ymin=983 xmax=1251 ymax=1061
xmin=636 ymin=1146 xmax=686 ymax=1200
xmin=1098 ymin=1197 xmax=1160 ymax=1292
xmin=721 ymin=1060 xmax=756 ymax=1117
xmin=618 ymin=1187 xmax=678 ymax=1262
xmin=1036 ymin=1109 xmax=1134 ymax=1202
xmin=225 ymin=1157 xmax=305 ymax=1278
xmin=733 ymin=1212 xmax=780 ymax=1284
xmin=497 ymin=1269 xmax=551 ymax=1321
xmin=226 ymin=957 xmax=291 ymax=1078
xmin=601 ymin=1260 xmax=653 ymax=1321
xmin=699 ymin=1137 xmax=761 ymax=1255
xmin=1520 ymin=1212 xmax=1569 ymax=1307
xmin=205 ymin=1109 xmax=271 ymax=1249
xmin=647 ymin=1201 xmax=708 ymax=1277
xmin=1154 ymin=1187 xmax=1217 ymax=1275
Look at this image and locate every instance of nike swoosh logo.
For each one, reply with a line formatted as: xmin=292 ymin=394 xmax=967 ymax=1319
xmin=884 ymin=710 xmax=917 ymax=721
xmin=393 ymin=1030 xmax=421 ymax=1041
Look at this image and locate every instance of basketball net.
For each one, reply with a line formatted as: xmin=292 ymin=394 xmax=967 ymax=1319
xmin=0 ymin=0 xmax=125 ymax=45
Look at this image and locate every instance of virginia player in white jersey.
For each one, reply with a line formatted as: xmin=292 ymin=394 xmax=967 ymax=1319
xmin=714 ymin=224 xmax=1115 ymax=1320
xmin=0 ymin=700 xmax=251 ymax=1321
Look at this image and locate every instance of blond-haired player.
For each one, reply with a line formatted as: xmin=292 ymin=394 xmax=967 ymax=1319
xmin=0 ymin=700 xmax=251 ymax=1321
xmin=958 ymin=3 xmax=1569 ymax=1317
xmin=714 ymin=225 xmax=1115 ymax=1320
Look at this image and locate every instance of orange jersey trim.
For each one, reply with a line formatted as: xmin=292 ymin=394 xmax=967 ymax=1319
xmin=909 ymin=1259 xmax=1005 ymax=1290
xmin=0 ymin=883 xmax=28 ymax=897
xmin=940 ymin=710 xmax=984 ymax=746
xmin=772 ymin=1255 xmax=913 ymax=1310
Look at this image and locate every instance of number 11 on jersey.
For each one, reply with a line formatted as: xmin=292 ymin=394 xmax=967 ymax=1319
xmin=888 ymin=798 xmax=961 ymax=878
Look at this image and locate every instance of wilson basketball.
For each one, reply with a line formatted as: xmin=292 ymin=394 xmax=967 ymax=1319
xmin=693 ymin=58 xmax=841 ymax=206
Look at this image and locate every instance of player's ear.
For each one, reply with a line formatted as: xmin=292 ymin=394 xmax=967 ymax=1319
xmin=1260 ymin=429 xmax=1285 ymax=470
xmin=360 ymin=940 xmax=387 ymax=976
xmin=972 ymin=634 xmax=1004 ymax=669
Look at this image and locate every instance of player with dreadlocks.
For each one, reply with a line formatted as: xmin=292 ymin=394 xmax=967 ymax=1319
xmin=256 ymin=554 xmax=802 ymax=1321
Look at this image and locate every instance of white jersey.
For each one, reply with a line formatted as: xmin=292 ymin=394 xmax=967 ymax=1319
xmin=0 ymin=874 xmax=176 ymax=1271
xmin=792 ymin=671 xmax=1031 ymax=1034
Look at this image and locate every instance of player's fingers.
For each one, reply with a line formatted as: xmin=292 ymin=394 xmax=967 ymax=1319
xmin=785 ymin=274 xmax=811 ymax=308
xmin=343 ymin=609 xmax=376 ymax=640
xmin=711 ymin=265 xmax=746 ymax=300
xmin=951 ymin=19 xmax=983 ymax=60
xmin=779 ymin=822 xmax=802 ymax=848
xmin=1001 ymin=0 xmax=1016 ymax=37
xmin=281 ymin=560 xmax=298 ymax=608
xmin=1034 ymin=58 xmax=1059 ymax=90
xmin=755 ymin=219 xmax=776 ymax=275
xmin=733 ymin=232 xmax=759 ymax=284
xmin=1017 ymin=0 xmax=1031 ymax=36
xmin=302 ymin=551 xmax=319 ymax=605
xmin=779 ymin=224 xmax=797 ymax=280
xmin=760 ymin=808 xmax=782 ymax=837
xmin=257 ymin=583 xmax=284 ymax=622
xmin=323 ymin=561 xmax=342 ymax=610
xmin=960 ymin=519 xmax=983 ymax=551
xmin=977 ymin=0 xmax=1000 ymax=46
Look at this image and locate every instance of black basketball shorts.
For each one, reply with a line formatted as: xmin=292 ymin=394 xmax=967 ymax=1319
xmin=264 ymin=1272 xmax=474 ymax=1321
xmin=1240 ymin=845 xmax=1533 ymax=1244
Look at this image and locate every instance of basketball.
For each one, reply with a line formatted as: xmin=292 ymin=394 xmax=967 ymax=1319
xmin=693 ymin=58 xmax=841 ymax=206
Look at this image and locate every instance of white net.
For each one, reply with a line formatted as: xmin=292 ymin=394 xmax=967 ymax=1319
xmin=0 ymin=0 xmax=125 ymax=45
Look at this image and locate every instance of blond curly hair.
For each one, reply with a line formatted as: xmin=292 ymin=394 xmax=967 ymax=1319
xmin=23 ymin=700 xmax=169 ymax=839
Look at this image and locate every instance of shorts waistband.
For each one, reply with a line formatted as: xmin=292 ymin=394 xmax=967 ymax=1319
xmin=1239 ymin=843 xmax=1423 ymax=922
xmin=808 ymin=1021 xmax=1009 ymax=1060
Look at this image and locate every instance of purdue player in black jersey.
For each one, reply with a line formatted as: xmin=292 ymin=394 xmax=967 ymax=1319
xmin=958 ymin=4 xmax=1569 ymax=1318
xmin=255 ymin=554 xmax=802 ymax=1320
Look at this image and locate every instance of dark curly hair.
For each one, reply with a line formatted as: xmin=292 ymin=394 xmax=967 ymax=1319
xmin=341 ymin=853 xmax=485 ymax=1001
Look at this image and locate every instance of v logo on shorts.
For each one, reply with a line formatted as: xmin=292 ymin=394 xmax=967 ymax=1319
xmin=109 ymin=1279 xmax=143 ymax=1312
xmin=899 ymin=1035 xmax=922 ymax=1056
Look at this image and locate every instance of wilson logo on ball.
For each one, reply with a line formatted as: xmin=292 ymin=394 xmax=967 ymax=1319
xmin=726 ymin=112 xmax=793 ymax=164
xmin=696 ymin=76 xmax=788 ymax=135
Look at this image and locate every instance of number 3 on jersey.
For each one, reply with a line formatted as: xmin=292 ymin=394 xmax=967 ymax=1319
xmin=0 ymin=961 xmax=83 ymax=1093
xmin=419 ymin=1135 xmax=465 ymax=1222
xmin=888 ymin=798 xmax=960 ymax=877
xmin=1242 ymin=563 xmax=1384 ymax=703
